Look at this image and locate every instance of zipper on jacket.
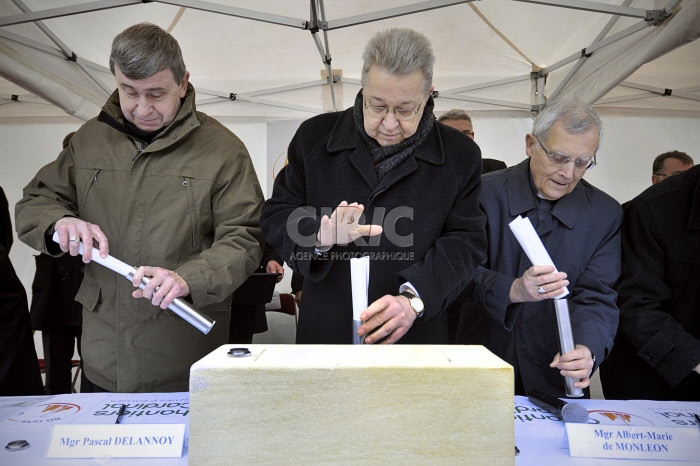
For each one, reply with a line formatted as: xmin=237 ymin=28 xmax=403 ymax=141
xmin=132 ymin=141 xmax=146 ymax=162
xmin=81 ymin=169 xmax=102 ymax=213
xmin=183 ymin=177 xmax=200 ymax=248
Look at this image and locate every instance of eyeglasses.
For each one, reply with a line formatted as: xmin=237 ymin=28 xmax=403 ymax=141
xmin=363 ymin=98 xmax=424 ymax=121
xmin=535 ymin=137 xmax=596 ymax=171
xmin=654 ymin=172 xmax=683 ymax=179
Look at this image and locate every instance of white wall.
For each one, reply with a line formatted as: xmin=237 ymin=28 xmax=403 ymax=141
xmin=2 ymin=112 xmax=700 ymax=356
xmin=5 ymin=112 xmax=700 ymax=295
xmin=473 ymin=112 xmax=700 ymax=204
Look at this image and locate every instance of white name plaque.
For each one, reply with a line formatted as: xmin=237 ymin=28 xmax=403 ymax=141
xmin=46 ymin=423 xmax=185 ymax=458
xmin=566 ymin=423 xmax=700 ymax=461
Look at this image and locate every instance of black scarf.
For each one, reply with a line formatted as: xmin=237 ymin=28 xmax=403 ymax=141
xmin=123 ymin=120 xmax=160 ymax=144
xmin=353 ymin=89 xmax=435 ymax=181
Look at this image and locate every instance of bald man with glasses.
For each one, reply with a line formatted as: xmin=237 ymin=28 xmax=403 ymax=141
xmin=438 ymin=109 xmax=507 ymax=175
xmin=651 ymin=151 xmax=693 ymax=185
xmin=456 ymin=99 xmax=622 ymax=398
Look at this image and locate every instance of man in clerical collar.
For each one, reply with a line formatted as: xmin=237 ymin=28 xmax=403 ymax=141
xmin=457 ymin=99 xmax=622 ymax=398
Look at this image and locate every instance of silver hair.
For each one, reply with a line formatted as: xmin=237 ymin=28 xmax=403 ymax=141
xmin=533 ymin=99 xmax=603 ymax=149
xmin=109 ymin=23 xmax=186 ymax=84
xmin=361 ymin=28 xmax=434 ymax=95
xmin=438 ymin=109 xmax=472 ymax=123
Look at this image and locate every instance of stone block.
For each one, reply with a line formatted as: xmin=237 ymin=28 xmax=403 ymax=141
xmin=189 ymin=344 xmax=513 ymax=465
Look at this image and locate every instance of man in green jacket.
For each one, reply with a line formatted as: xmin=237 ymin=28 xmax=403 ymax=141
xmin=16 ymin=23 xmax=264 ymax=393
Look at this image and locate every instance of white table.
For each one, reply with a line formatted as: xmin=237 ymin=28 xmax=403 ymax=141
xmin=0 ymin=393 xmax=188 ymax=465
xmin=1 ymin=393 xmax=698 ymax=465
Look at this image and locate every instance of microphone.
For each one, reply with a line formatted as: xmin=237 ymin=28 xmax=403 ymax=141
xmin=528 ymin=388 xmax=589 ymax=423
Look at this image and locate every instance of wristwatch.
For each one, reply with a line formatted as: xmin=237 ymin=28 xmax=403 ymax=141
xmin=400 ymin=291 xmax=425 ymax=318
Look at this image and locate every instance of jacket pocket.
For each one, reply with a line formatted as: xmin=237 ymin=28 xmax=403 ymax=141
xmin=182 ymin=177 xmax=201 ymax=249
xmin=80 ymin=169 xmax=102 ymax=214
xmin=74 ymin=277 xmax=101 ymax=312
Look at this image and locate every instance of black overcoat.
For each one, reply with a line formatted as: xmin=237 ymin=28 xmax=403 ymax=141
xmin=261 ymin=109 xmax=486 ymax=343
xmin=601 ymin=165 xmax=700 ymax=400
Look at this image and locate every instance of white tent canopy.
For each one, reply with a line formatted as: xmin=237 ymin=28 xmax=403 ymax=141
xmin=1 ymin=0 xmax=699 ymax=121
xmin=3 ymin=1 xmax=700 ymax=364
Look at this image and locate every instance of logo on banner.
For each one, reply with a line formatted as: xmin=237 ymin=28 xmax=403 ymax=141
xmin=589 ymin=410 xmax=655 ymax=426
xmin=9 ymin=402 xmax=81 ymax=425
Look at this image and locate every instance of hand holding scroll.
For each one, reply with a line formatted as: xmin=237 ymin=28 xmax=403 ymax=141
xmin=130 ymin=266 xmax=190 ymax=310
xmin=358 ymin=295 xmax=416 ymax=345
xmin=550 ymin=344 xmax=595 ymax=389
xmin=509 ymin=265 xmax=569 ymax=303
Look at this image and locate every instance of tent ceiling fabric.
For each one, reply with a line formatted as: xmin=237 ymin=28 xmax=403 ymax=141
xmin=0 ymin=0 xmax=699 ymax=121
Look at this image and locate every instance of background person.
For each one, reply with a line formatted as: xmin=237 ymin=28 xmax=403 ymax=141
xmin=0 ymin=186 xmax=44 ymax=396
xmin=600 ymin=165 xmax=700 ymax=401
xmin=651 ymin=150 xmax=693 ymax=185
xmin=29 ymin=131 xmax=88 ymax=394
xmin=15 ymin=23 xmax=263 ymax=393
xmin=229 ymin=243 xmax=285 ymax=344
xmin=438 ymin=108 xmax=507 ymax=343
xmin=260 ymin=28 xmax=486 ymax=345
xmin=438 ymin=109 xmax=507 ymax=173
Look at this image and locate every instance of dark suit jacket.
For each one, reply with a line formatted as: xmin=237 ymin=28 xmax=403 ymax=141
xmin=458 ymin=159 xmax=622 ymax=397
xmin=230 ymin=243 xmax=283 ymax=337
xmin=0 ymin=187 xmax=44 ymax=396
xmin=601 ymin=165 xmax=700 ymax=400
xmin=482 ymin=158 xmax=507 ymax=174
xmin=261 ymin=107 xmax=487 ymax=344
xmin=30 ymin=253 xmax=84 ymax=330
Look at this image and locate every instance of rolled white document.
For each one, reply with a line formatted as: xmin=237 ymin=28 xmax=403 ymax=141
xmin=51 ymin=232 xmax=215 ymax=334
xmin=508 ymin=215 xmax=568 ymax=298
xmin=508 ymin=216 xmax=583 ymax=397
xmin=554 ymin=299 xmax=583 ymax=397
xmin=350 ymin=256 xmax=370 ymax=344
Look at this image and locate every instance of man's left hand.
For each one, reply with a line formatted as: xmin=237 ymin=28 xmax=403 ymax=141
xmin=266 ymin=260 xmax=284 ymax=282
xmin=358 ymin=295 xmax=416 ymax=344
xmin=131 ymin=266 xmax=190 ymax=309
xmin=549 ymin=344 xmax=594 ymax=389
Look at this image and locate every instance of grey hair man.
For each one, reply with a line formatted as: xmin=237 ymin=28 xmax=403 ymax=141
xmin=651 ymin=150 xmax=694 ymax=185
xmin=439 ymin=109 xmax=507 ymax=174
xmin=439 ymin=109 xmax=475 ymax=139
xmin=16 ymin=22 xmax=264 ymax=393
xmin=261 ymin=28 xmax=486 ymax=345
xmin=457 ymin=99 xmax=622 ymax=398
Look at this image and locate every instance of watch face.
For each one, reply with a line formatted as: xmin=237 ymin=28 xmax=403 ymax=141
xmin=411 ymin=297 xmax=424 ymax=313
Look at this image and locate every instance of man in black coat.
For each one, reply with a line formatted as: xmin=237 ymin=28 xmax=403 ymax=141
xmin=0 ymin=186 xmax=44 ymax=396
xmin=261 ymin=28 xmax=486 ymax=344
xmin=601 ymin=164 xmax=700 ymax=401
